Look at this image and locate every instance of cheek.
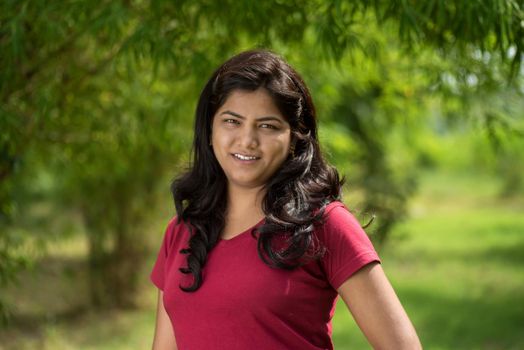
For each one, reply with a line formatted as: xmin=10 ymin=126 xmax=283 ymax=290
xmin=278 ymin=133 xmax=292 ymax=153
xmin=211 ymin=128 xmax=231 ymax=148
xmin=267 ymin=137 xmax=291 ymax=159
xmin=217 ymin=134 xmax=235 ymax=151
xmin=210 ymin=119 xmax=223 ymax=143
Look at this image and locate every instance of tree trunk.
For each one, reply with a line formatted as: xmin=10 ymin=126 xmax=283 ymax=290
xmin=86 ymin=215 xmax=146 ymax=309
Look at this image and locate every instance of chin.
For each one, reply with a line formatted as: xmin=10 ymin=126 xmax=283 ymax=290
xmin=230 ymin=179 xmax=265 ymax=189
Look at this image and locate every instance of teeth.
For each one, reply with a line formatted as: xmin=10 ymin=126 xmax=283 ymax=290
xmin=234 ymin=153 xmax=258 ymax=160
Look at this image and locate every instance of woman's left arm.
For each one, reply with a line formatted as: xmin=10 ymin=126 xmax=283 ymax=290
xmin=337 ymin=262 xmax=422 ymax=350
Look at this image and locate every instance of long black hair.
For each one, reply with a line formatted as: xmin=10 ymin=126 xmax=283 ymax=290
xmin=172 ymin=49 xmax=344 ymax=292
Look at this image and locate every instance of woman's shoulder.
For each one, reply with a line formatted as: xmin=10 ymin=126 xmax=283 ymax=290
xmin=323 ymin=200 xmax=346 ymax=215
xmin=162 ymin=214 xmax=191 ymax=248
xmin=316 ymin=200 xmax=380 ymax=290
xmin=317 ymin=200 xmax=366 ymax=237
xmin=320 ymin=199 xmax=352 ymax=223
xmin=166 ymin=214 xmax=183 ymax=229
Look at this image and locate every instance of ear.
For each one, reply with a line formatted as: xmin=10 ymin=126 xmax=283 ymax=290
xmin=289 ymin=139 xmax=296 ymax=157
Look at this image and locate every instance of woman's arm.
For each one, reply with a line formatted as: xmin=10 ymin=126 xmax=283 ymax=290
xmin=152 ymin=290 xmax=178 ymax=350
xmin=337 ymin=262 xmax=422 ymax=350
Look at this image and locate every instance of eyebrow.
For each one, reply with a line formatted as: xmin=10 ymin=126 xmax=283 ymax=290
xmin=220 ymin=110 xmax=284 ymax=123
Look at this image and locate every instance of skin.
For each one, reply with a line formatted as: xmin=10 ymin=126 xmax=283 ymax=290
xmin=338 ymin=263 xmax=422 ymax=349
xmin=152 ymin=291 xmax=177 ymax=349
xmin=210 ymin=88 xmax=292 ymax=238
xmin=152 ymin=88 xmax=421 ymax=349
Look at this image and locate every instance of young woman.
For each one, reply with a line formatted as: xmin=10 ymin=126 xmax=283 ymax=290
xmin=151 ymin=50 xmax=421 ymax=349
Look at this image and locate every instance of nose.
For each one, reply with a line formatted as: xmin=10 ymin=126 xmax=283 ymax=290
xmin=238 ymin=125 xmax=259 ymax=149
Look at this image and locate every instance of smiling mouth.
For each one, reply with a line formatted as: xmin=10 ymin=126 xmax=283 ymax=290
xmin=232 ymin=153 xmax=261 ymax=161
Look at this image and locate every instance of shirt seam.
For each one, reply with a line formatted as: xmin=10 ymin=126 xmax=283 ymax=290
xmin=329 ymin=250 xmax=381 ymax=290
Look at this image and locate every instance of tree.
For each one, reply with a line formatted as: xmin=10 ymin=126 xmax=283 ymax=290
xmin=1 ymin=0 xmax=522 ymax=318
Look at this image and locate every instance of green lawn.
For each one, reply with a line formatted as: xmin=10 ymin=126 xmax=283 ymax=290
xmin=2 ymin=170 xmax=523 ymax=349
xmin=333 ymin=170 xmax=524 ymax=349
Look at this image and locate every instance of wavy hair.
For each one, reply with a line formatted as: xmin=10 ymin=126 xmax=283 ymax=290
xmin=172 ymin=49 xmax=344 ymax=292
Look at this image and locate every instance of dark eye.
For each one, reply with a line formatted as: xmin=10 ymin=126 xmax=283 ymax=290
xmin=224 ymin=119 xmax=240 ymax=124
xmin=260 ymin=124 xmax=278 ymax=130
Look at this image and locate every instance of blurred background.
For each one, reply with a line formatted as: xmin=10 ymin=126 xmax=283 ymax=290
xmin=1 ymin=1 xmax=523 ymax=349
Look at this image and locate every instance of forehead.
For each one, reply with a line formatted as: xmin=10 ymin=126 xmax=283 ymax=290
xmin=216 ymin=89 xmax=284 ymax=119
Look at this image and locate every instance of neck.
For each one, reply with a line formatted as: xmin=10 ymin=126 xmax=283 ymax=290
xmin=226 ymin=184 xmax=266 ymax=219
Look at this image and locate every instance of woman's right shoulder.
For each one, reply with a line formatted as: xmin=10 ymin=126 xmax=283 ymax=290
xmin=162 ymin=215 xmax=190 ymax=248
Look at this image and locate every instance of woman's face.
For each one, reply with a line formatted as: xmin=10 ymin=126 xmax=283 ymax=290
xmin=211 ymin=88 xmax=292 ymax=191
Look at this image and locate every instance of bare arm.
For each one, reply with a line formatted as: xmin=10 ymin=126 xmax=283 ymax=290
xmin=152 ymin=290 xmax=177 ymax=350
xmin=337 ymin=262 xmax=422 ymax=350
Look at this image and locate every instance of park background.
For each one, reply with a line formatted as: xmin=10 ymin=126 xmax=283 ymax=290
xmin=1 ymin=1 xmax=523 ymax=349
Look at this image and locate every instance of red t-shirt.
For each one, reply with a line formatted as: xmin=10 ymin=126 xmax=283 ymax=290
xmin=150 ymin=201 xmax=380 ymax=349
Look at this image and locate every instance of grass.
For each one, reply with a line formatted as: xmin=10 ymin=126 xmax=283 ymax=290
xmin=1 ymin=169 xmax=523 ymax=349
xmin=332 ymin=170 xmax=524 ymax=349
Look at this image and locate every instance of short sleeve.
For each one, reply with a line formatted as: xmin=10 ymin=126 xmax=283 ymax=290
xmin=150 ymin=216 xmax=179 ymax=291
xmin=319 ymin=202 xmax=381 ymax=290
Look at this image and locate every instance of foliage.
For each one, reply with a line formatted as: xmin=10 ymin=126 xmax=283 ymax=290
xmin=374 ymin=0 xmax=524 ymax=76
xmin=1 ymin=0 xmax=523 ymax=322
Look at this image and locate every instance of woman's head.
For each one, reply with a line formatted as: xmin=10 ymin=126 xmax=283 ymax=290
xmin=173 ymin=49 xmax=343 ymax=292
xmin=193 ymin=50 xmax=321 ymax=190
xmin=210 ymin=88 xmax=292 ymax=191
